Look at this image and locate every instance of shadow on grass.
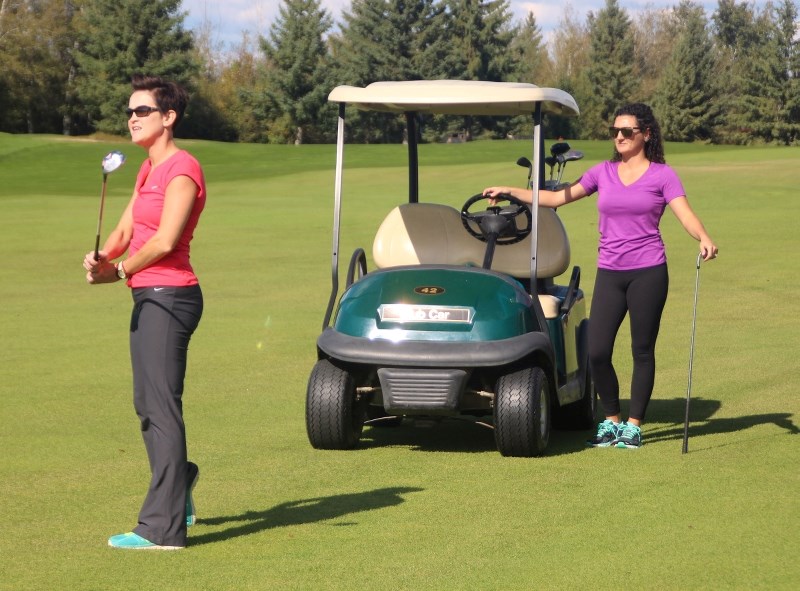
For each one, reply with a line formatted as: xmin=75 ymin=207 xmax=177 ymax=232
xmin=642 ymin=397 xmax=798 ymax=447
xmin=356 ymin=398 xmax=797 ymax=456
xmin=360 ymin=417 xmax=498 ymax=454
xmin=189 ymin=487 xmax=423 ymax=547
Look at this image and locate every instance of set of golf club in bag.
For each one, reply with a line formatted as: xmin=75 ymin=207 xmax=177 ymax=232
xmin=91 ymin=146 xmax=703 ymax=454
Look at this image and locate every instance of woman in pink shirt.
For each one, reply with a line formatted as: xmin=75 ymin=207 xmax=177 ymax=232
xmin=83 ymin=74 xmax=206 ymax=549
xmin=484 ymin=103 xmax=717 ymax=449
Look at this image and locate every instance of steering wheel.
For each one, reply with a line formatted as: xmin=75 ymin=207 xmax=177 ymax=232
xmin=460 ymin=193 xmax=532 ymax=245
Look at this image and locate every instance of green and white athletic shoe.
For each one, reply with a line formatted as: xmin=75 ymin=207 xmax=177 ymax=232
xmin=186 ymin=462 xmax=199 ymax=527
xmin=108 ymin=532 xmax=182 ymax=550
xmin=587 ymin=419 xmax=621 ymax=447
xmin=615 ymin=422 xmax=642 ymax=449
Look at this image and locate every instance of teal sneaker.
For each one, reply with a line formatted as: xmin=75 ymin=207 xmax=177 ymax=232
xmin=186 ymin=463 xmax=199 ymax=527
xmin=615 ymin=422 xmax=642 ymax=449
xmin=587 ymin=419 xmax=621 ymax=447
xmin=108 ymin=532 xmax=182 ymax=550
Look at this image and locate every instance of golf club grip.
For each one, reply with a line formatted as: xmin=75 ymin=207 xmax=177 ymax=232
xmin=95 ymin=174 xmax=108 ymax=261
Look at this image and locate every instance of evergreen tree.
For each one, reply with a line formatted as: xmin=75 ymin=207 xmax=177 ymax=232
xmin=713 ymin=0 xmax=758 ymax=56
xmin=260 ymin=0 xmax=332 ymax=143
xmin=426 ymin=0 xmax=516 ymax=140
xmin=437 ymin=0 xmax=515 ymax=82
xmin=774 ymin=0 xmax=800 ymax=144
xmin=735 ymin=8 xmax=787 ymax=143
xmin=712 ymin=0 xmax=792 ymax=144
xmin=509 ymin=11 xmax=551 ymax=85
xmin=653 ymin=1 xmax=718 ymax=142
xmin=73 ymin=0 xmax=197 ymax=135
xmin=331 ymin=0 xmax=441 ymax=142
xmin=583 ymin=0 xmax=637 ymax=139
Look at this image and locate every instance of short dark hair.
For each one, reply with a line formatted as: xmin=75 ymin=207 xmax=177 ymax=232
xmin=611 ymin=103 xmax=665 ymax=164
xmin=130 ymin=74 xmax=189 ymax=127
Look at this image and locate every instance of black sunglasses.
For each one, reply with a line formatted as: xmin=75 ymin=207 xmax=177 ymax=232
xmin=125 ymin=106 xmax=160 ymax=118
xmin=609 ymin=126 xmax=641 ymax=139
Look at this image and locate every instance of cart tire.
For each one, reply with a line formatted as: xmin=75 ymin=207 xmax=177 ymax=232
xmin=306 ymin=359 xmax=365 ymax=449
xmin=494 ymin=367 xmax=550 ymax=457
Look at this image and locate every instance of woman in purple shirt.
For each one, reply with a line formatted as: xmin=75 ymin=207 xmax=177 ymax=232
xmin=484 ymin=103 xmax=717 ymax=449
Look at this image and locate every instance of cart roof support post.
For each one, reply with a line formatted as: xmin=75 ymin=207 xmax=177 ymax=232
xmin=406 ymin=112 xmax=419 ymax=204
xmin=323 ymin=102 xmax=347 ymax=329
xmin=529 ymin=102 xmax=543 ymax=291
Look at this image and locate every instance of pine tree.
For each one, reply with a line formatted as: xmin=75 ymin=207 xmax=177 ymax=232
xmin=260 ymin=0 xmax=332 ymax=144
xmin=583 ymin=0 xmax=637 ymax=138
xmin=331 ymin=0 xmax=444 ymax=143
xmin=73 ymin=0 xmax=197 ymax=135
xmin=773 ymin=0 xmax=800 ymax=144
xmin=653 ymin=1 xmax=718 ymax=142
xmin=437 ymin=0 xmax=515 ymax=82
xmin=509 ymin=11 xmax=551 ymax=85
xmin=713 ymin=0 xmax=792 ymax=144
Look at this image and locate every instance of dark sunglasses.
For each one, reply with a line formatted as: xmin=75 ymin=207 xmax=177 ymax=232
xmin=125 ymin=106 xmax=160 ymax=118
xmin=609 ymin=126 xmax=641 ymax=139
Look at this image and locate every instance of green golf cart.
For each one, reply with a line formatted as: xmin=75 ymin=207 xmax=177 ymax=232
xmin=306 ymin=80 xmax=596 ymax=457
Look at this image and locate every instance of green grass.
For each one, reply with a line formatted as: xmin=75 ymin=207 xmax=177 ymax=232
xmin=1 ymin=132 xmax=798 ymax=590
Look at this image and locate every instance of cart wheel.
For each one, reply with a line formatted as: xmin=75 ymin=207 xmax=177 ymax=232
xmin=494 ymin=367 xmax=550 ymax=457
xmin=306 ymin=359 xmax=365 ymax=449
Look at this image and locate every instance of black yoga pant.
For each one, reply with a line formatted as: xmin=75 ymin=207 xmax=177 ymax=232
xmin=129 ymin=284 xmax=203 ymax=547
xmin=588 ymin=264 xmax=668 ymax=422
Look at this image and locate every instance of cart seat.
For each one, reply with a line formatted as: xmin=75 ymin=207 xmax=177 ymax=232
xmin=372 ymin=203 xmax=571 ymax=317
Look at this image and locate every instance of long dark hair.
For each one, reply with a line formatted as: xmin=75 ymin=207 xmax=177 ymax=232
xmin=610 ymin=103 xmax=665 ymax=164
xmin=131 ymin=74 xmax=189 ymax=127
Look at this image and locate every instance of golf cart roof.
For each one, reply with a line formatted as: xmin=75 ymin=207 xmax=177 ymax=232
xmin=328 ymin=80 xmax=579 ymax=117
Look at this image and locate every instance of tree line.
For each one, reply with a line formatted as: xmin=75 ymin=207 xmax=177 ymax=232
xmin=1 ymin=0 xmax=798 ymax=144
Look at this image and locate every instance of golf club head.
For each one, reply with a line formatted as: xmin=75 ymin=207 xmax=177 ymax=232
xmin=102 ymin=151 xmax=126 ymax=175
xmin=562 ymin=149 xmax=584 ymax=162
xmin=544 ymin=155 xmax=557 ymax=168
xmin=516 ymin=156 xmax=532 ymax=169
xmin=550 ymin=142 xmax=570 ymax=156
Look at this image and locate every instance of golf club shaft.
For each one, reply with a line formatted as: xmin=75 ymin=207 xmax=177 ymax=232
xmin=682 ymin=253 xmax=703 ymax=454
xmin=94 ymin=174 xmax=108 ymax=260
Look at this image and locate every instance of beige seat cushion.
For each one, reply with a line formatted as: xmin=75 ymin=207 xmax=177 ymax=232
xmin=372 ymin=203 xmax=570 ymax=278
xmin=537 ymin=295 xmax=562 ymax=319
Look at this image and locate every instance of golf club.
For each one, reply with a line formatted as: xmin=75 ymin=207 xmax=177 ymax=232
xmin=555 ymin=149 xmax=584 ymax=186
xmin=682 ymin=252 xmax=703 ymax=454
xmin=549 ymin=143 xmax=571 ymax=189
xmin=516 ymin=156 xmax=533 ymax=189
xmin=94 ymin=150 xmax=126 ymax=260
xmin=544 ymin=156 xmax=557 ymax=186
xmin=550 ymin=141 xmax=570 ymax=157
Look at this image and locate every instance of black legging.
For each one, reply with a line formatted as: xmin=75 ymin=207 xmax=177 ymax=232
xmin=588 ymin=264 xmax=668 ymax=422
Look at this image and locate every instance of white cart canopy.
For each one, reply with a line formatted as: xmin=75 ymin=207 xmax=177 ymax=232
xmin=328 ymin=80 xmax=579 ymax=117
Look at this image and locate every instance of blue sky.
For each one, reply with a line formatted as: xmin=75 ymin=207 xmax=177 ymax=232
xmin=181 ymin=0 xmax=755 ymax=49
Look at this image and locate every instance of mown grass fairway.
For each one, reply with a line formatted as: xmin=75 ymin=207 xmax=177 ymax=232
xmin=1 ymin=132 xmax=797 ymax=590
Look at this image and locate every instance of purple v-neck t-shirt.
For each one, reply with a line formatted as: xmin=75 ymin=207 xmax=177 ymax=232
xmin=578 ymin=161 xmax=685 ymax=271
